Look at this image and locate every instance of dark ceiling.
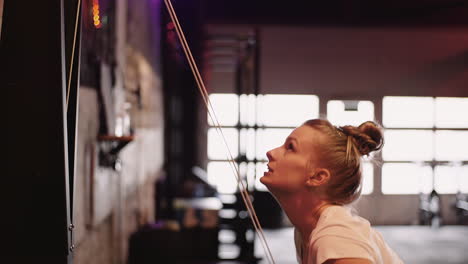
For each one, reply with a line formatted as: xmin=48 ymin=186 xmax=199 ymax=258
xmin=202 ymin=0 xmax=468 ymax=27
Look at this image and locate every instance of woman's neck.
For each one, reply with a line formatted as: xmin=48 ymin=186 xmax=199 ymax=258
xmin=276 ymin=193 xmax=332 ymax=243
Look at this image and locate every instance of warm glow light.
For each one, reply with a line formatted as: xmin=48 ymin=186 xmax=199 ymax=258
xmin=92 ymin=0 xmax=101 ymax=28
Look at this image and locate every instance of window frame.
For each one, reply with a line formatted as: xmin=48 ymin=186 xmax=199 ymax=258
xmin=205 ymin=94 xmax=468 ymax=196
xmin=381 ymin=96 xmax=468 ymax=195
xmin=206 ymin=93 xmax=319 ymax=193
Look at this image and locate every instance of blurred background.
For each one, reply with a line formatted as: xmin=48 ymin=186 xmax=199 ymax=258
xmin=1 ymin=0 xmax=468 ymax=263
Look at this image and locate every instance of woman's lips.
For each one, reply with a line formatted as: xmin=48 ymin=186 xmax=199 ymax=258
xmin=264 ymin=164 xmax=273 ymax=176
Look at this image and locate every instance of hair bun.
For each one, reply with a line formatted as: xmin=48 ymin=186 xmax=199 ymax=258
xmin=339 ymin=121 xmax=384 ymax=156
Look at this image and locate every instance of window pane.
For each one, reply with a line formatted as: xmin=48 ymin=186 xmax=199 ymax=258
xmin=207 ymin=162 xmax=239 ymax=194
xmin=435 ymin=131 xmax=468 ymax=161
xmin=257 ymin=95 xmax=319 ymax=127
xmin=208 ymin=94 xmax=238 ymax=126
xmin=327 ymin=100 xmax=374 ymax=126
xmin=256 ymin=128 xmax=294 ymax=160
xmin=461 ymin=166 xmax=468 ymax=193
xmin=382 ymin=163 xmax=433 ymax=194
xmin=240 ymin=94 xmax=257 ymax=126
xmin=246 ymin=162 xmax=256 ymax=191
xmin=435 ymin=97 xmax=468 ymax=128
xmin=208 ymin=128 xmax=238 ymax=160
xmin=383 ymin=130 xmax=434 ymax=161
xmin=383 ymin=96 xmax=434 ymax=128
xmin=240 ymin=128 xmax=256 ymax=161
xmin=255 ymin=162 xmax=268 ymax=191
xmin=238 ymin=162 xmax=256 ymax=191
xmin=434 ymin=165 xmax=462 ymax=194
xmin=362 ymin=162 xmax=374 ymax=195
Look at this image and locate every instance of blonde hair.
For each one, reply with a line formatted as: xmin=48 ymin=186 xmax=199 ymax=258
xmin=303 ymin=119 xmax=384 ymax=205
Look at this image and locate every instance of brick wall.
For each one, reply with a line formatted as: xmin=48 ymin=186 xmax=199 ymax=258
xmin=73 ymin=0 xmax=164 ymax=262
xmin=74 ymin=51 xmax=164 ymax=264
xmin=73 ymin=76 xmax=163 ymax=264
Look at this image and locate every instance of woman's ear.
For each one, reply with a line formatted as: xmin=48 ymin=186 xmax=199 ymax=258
xmin=306 ymin=168 xmax=331 ymax=187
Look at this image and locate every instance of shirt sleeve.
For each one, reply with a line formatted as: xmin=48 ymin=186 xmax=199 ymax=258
xmin=310 ymin=235 xmax=374 ymax=264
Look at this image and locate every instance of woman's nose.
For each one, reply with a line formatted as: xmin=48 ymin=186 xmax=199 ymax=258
xmin=266 ymin=149 xmax=274 ymax=161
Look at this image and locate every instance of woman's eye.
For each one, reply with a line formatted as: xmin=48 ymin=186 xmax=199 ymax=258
xmin=287 ymin=143 xmax=294 ymax=151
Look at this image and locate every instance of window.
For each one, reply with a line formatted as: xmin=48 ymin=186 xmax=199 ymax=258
xmin=460 ymin=166 xmax=468 ymax=193
xmin=327 ymin=100 xmax=375 ymax=194
xmin=382 ymin=96 xmax=468 ymax=194
xmin=255 ymin=128 xmax=293 ymax=161
xmin=207 ymin=95 xmax=468 ymax=196
xmin=257 ymin=95 xmax=319 ymax=127
xmin=434 ymin=165 xmax=461 ymax=194
xmin=382 ymin=163 xmax=433 ymax=194
xmin=435 ymin=97 xmax=468 ymax=128
xmin=207 ymin=94 xmax=319 ymax=194
xmin=207 ymin=162 xmax=238 ymax=194
xmin=434 ymin=131 xmax=468 ymax=161
xmin=383 ymin=130 xmax=433 ymax=161
xmin=383 ymin=96 xmax=434 ymax=128
xmin=327 ymin=100 xmax=374 ymax=126
xmin=361 ymin=162 xmax=374 ymax=195
xmin=207 ymin=94 xmax=239 ymax=126
xmin=208 ymin=128 xmax=238 ymax=160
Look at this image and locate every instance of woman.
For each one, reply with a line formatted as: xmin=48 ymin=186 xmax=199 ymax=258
xmin=260 ymin=119 xmax=403 ymax=264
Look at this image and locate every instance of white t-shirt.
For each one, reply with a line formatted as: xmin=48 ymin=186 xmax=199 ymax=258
xmin=294 ymin=205 xmax=404 ymax=264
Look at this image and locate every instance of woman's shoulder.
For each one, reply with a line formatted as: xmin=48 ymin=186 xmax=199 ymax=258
xmin=312 ymin=205 xmax=372 ymax=241
xmin=308 ymin=206 xmax=376 ymax=263
xmin=310 ymin=206 xmax=404 ymax=264
xmin=318 ymin=205 xmax=370 ymax=227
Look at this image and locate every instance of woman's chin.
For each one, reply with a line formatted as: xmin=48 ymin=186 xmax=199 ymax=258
xmin=259 ymin=173 xmax=270 ymax=184
xmin=259 ymin=175 xmax=275 ymax=191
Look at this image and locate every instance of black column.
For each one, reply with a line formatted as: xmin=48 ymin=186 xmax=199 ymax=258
xmin=159 ymin=0 xmax=203 ymax=219
xmin=1 ymin=0 xmax=73 ymax=263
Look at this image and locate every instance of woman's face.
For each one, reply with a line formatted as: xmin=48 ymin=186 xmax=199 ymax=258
xmin=260 ymin=125 xmax=325 ymax=194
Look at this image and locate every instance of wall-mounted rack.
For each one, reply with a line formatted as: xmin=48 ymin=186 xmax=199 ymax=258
xmin=97 ymin=135 xmax=134 ymax=168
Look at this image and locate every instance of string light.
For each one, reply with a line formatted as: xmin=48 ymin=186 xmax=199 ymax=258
xmin=92 ymin=0 xmax=102 ymax=28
